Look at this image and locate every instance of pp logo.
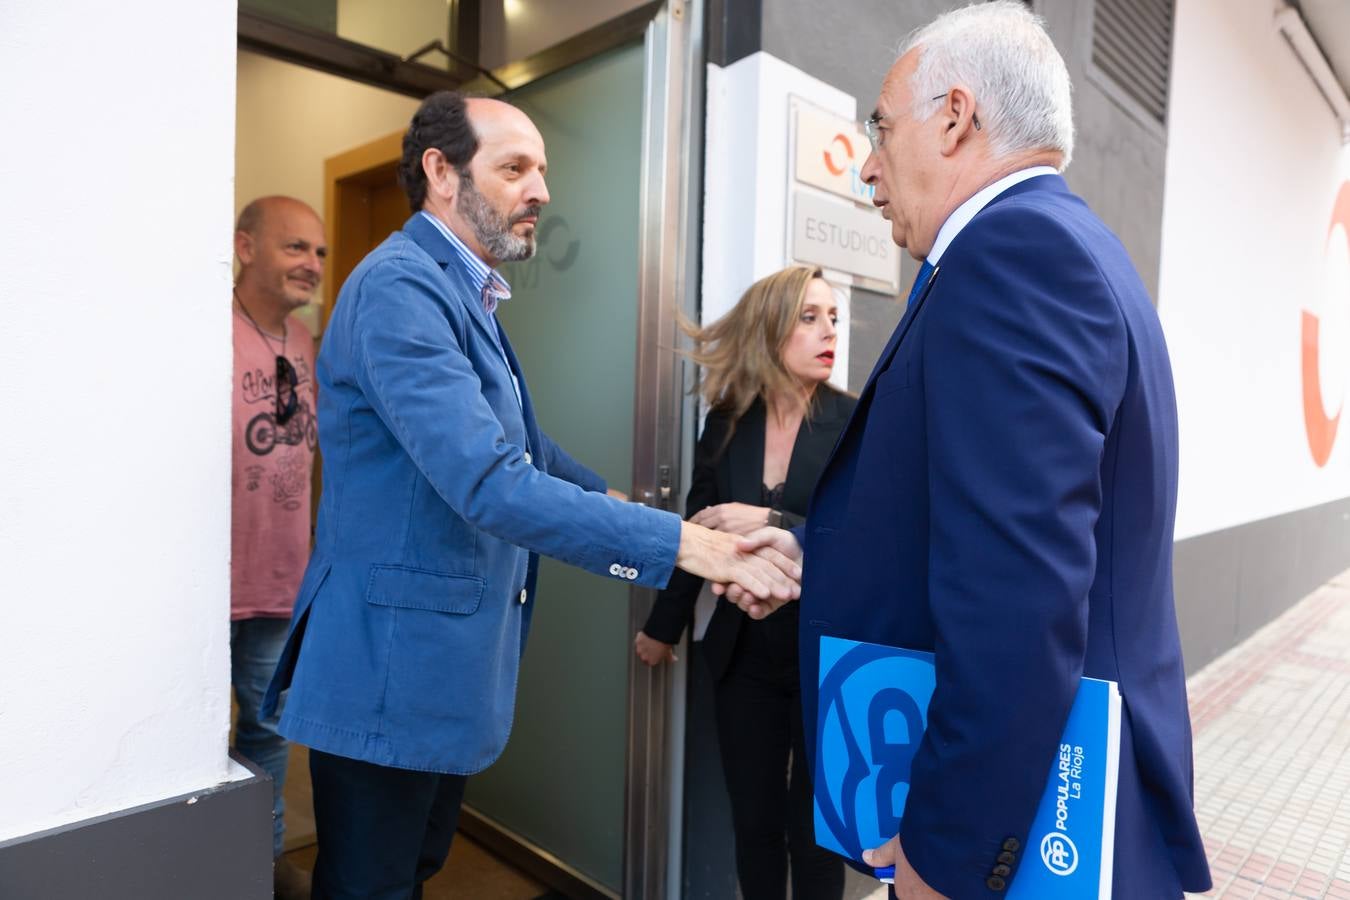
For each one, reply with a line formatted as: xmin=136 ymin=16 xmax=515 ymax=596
xmin=1040 ymin=832 xmax=1079 ymax=877
xmin=814 ymin=643 xmax=933 ymax=860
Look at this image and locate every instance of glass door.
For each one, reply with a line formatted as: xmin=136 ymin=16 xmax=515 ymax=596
xmin=463 ymin=40 xmax=647 ymax=895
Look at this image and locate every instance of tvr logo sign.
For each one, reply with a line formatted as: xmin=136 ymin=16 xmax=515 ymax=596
xmin=1301 ymin=180 xmax=1350 ymax=467
xmin=819 ymin=131 xmax=875 ymax=202
xmin=794 ymin=103 xmax=876 ymax=205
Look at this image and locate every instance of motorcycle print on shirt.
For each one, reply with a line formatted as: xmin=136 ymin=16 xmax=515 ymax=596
xmin=239 ymin=356 xmax=315 ymax=512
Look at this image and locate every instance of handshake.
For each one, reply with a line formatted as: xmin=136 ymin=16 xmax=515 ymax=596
xmin=676 ymin=519 xmax=805 ymax=618
xmin=634 ymin=502 xmax=804 ymax=668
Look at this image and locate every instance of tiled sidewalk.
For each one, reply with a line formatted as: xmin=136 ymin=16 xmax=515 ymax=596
xmin=1185 ymin=569 xmax=1350 ymax=899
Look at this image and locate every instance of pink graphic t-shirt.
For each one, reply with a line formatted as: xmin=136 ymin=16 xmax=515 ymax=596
xmin=231 ymin=308 xmax=317 ymax=620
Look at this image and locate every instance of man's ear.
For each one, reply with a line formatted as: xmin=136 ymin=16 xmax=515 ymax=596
xmin=938 ymin=85 xmax=979 ymax=157
xmin=422 ymin=148 xmax=462 ymax=203
xmin=234 ymin=229 xmax=254 ymax=266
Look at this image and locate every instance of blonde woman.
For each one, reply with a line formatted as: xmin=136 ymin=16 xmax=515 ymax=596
xmin=635 ymin=266 xmax=853 ymax=900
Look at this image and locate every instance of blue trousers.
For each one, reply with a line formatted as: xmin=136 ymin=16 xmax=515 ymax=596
xmin=308 ymin=749 xmax=468 ymax=900
xmin=230 ymin=616 xmax=291 ymax=858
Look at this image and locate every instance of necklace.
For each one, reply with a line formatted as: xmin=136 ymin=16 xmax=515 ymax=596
xmin=233 ymin=287 xmax=287 ymax=357
xmin=234 ymin=287 xmax=300 ymax=425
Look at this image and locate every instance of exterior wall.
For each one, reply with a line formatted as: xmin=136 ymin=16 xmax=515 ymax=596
xmin=1160 ymin=0 xmax=1350 ymax=538
xmin=706 ymin=0 xmax=1350 ymax=668
xmin=0 ymin=0 xmax=243 ymax=846
xmin=760 ymin=0 xmax=1170 ymax=297
xmin=1160 ymin=0 xmax=1350 ymax=667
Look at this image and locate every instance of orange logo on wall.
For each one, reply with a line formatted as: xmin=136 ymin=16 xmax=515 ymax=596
xmin=822 ymin=133 xmax=854 ymax=177
xmin=1302 ymin=180 xmax=1350 ymax=467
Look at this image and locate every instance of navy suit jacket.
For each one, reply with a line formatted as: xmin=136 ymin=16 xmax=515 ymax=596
xmin=798 ymin=175 xmax=1211 ymax=897
xmin=263 ymin=214 xmax=681 ymax=774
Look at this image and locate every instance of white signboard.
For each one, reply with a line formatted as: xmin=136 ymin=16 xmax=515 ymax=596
xmin=791 ymin=190 xmax=900 ymax=293
xmin=794 ymin=101 xmax=876 ymax=207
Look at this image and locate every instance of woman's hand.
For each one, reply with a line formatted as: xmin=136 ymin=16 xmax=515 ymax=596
xmin=634 ymin=631 xmax=678 ymax=666
xmin=689 ymin=502 xmax=772 ymax=536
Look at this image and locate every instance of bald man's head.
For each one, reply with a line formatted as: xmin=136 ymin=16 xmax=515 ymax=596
xmin=236 ymin=196 xmax=318 ymax=235
xmin=233 ymin=196 xmax=326 ymax=317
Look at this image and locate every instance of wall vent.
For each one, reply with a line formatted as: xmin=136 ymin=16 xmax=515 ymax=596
xmin=1091 ymin=0 xmax=1175 ymax=125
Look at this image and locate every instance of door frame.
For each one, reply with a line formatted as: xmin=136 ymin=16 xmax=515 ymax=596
xmin=322 ymin=130 xmax=406 ymax=334
xmin=624 ymin=2 xmax=702 ymax=898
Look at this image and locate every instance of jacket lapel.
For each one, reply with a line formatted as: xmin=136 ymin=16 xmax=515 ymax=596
xmin=816 ymin=265 xmax=942 ymax=468
xmin=729 ymin=399 xmax=767 ymax=503
xmin=858 ymin=264 xmax=941 ymax=401
xmin=782 ymin=388 xmax=850 ymax=513
xmin=493 ymin=323 xmax=541 ymax=458
xmin=402 ymin=213 xmax=501 ymax=348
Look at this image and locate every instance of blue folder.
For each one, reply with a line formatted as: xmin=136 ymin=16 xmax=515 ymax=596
xmin=814 ymin=635 xmax=1120 ymax=898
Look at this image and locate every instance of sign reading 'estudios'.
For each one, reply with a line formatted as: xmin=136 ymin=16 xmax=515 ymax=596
xmin=792 ymin=191 xmax=898 ymax=289
xmin=789 ymin=99 xmax=901 ymax=294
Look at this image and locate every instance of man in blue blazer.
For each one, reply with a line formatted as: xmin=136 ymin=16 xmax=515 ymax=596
xmin=261 ymin=91 xmax=799 ymax=899
xmin=732 ymin=4 xmax=1211 ymax=897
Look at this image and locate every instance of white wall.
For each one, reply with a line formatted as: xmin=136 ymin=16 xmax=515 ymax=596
xmin=1159 ymin=0 xmax=1350 ymax=540
xmin=0 ymin=0 xmax=241 ymax=841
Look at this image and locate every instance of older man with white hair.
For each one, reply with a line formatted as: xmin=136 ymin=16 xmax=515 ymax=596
xmin=732 ymin=3 xmax=1212 ymax=897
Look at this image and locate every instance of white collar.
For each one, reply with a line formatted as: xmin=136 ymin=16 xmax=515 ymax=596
xmin=927 ymin=166 xmax=1059 ymax=265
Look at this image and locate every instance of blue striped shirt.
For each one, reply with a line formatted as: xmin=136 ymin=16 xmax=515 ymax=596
xmin=419 ymin=211 xmax=521 ymax=408
xmin=419 ymin=211 xmax=513 ymax=313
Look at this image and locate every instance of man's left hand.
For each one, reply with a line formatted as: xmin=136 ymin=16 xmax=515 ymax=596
xmin=863 ymin=835 xmax=947 ymax=899
xmin=690 ymin=501 xmax=772 ymax=536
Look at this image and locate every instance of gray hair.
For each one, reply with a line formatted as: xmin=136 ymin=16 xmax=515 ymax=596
xmin=901 ymin=1 xmax=1075 ymax=169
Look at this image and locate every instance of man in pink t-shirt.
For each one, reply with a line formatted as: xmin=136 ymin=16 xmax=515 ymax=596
xmin=231 ymin=195 xmax=325 ymax=900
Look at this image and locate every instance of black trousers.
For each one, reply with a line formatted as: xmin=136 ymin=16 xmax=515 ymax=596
xmin=713 ymin=611 xmax=845 ymax=900
xmin=308 ymin=748 xmax=468 ymax=900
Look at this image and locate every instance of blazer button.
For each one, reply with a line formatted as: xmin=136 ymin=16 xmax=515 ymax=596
xmin=997 ymin=851 xmax=1015 ymax=865
xmin=992 ymin=864 xmax=1011 ymax=878
xmin=609 ymin=563 xmax=622 ymax=576
xmin=523 ymin=451 xmax=533 ymax=465
xmin=1001 ymin=837 xmax=1021 ymax=853
xmin=985 ymin=875 xmax=1007 ymax=892
xmin=626 ymin=567 xmax=639 ymax=580
xmin=518 ymin=589 xmax=528 ymax=605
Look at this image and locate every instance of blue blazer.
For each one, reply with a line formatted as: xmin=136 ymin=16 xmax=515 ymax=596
xmin=797 ymin=176 xmax=1210 ymax=897
xmin=263 ymin=214 xmax=681 ymax=774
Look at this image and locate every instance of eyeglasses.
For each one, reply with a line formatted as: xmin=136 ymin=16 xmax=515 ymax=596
xmin=863 ymin=93 xmax=981 ymax=152
xmin=274 ymin=355 xmax=298 ymax=425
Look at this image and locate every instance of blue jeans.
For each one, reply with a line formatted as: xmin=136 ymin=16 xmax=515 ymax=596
xmin=231 ymin=616 xmax=291 ymax=858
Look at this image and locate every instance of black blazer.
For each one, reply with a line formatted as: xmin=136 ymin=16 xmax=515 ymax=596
xmin=642 ymin=387 xmax=856 ymax=680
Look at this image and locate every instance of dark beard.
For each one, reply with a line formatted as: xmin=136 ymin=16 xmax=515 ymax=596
xmin=457 ymin=176 xmax=539 ymax=263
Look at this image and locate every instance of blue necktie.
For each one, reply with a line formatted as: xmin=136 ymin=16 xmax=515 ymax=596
xmin=906 ymin=259 xmax=935 ymax=310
